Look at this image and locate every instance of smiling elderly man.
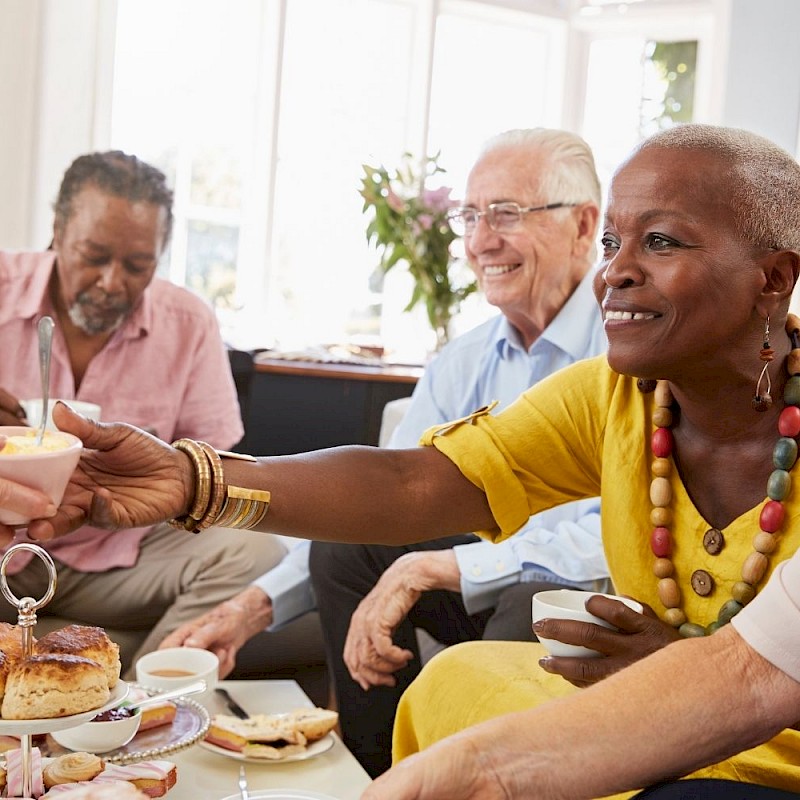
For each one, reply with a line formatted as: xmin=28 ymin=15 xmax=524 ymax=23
xmin=0 ymin=150 xmax=283 ymax=672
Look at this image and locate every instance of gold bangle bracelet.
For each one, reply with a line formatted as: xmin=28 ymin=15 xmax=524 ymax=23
xmin=168 ymin=439 xmax=212 ymax=531
xmin=197 ymin=442 xmax=226 ymax=531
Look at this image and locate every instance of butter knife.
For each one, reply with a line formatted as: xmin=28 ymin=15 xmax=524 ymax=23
xmin=216 ymin=687 xmax=250 ymax=719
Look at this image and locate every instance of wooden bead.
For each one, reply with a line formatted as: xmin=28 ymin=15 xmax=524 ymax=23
xmin=773 ymin=437 xmax=798 ymax=470
xmin=663 ymin=607 xmax=687 ymax=627
xmin=637 ymin=378 xmax=657 ymax=393
xmin=788 ymin=350 xmax=800 ymax=376
xmin=679 ymin=622 xmax=706 ymax=638
xmin=718 ymin=599 xmax=744 ymax=625
xmin=654 ymin=381 xmax=673 ymax=408
xmin=731 ymin=581 xmax=756 ymax=605
xmin=652 ymin=407 xmax=673 ymax=428
xmin=649 ymin=477 xmax=672 ymax=507
xmin=650 ymin=527 xmax=671 ymax=558
xmin=752 ymin=530 xmax=778 ymax=554
xmin=657 ymin=577 xmax=681 ymax=608
xmin=651 ymin=428 xmax=674 ymax=458
xmin=785 ymin=376 xmax=800 ymax=406
xmin=651 ymin=458 xmax=671 ymax=478
xmin=759 ymin=500 xmax=785 ymax=533
xmin=650 ymin=506 xmax=673 ymax=526
xmin=778 ymin=405 xmax=800 ymax=437
xmin=786 ymin=313 xmax=800 ymax=337
xmin=767 ymin=469 xmax=791 ymax=501
xmin=742 ymin=551 xmax=769 ymax=585
xmin=652 ymin=557 xmax=674 ymax=578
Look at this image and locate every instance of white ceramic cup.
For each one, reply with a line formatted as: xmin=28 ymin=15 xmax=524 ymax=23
xmin=21 ymin=399 xmax=102 ymax=431
xmin=531 ymin=589 xmax=644 ymax=658
xmin=135 ymin=647 xmax=219 ymax=701
xmin=0 ymin=426 xmax=82 ymax=525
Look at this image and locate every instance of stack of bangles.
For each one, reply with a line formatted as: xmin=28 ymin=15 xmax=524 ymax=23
xmin=166 ymin=438 xmax=271 ymax=533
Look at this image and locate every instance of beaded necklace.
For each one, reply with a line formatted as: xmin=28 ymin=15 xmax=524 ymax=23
xmin=648 ymin=315 xmax=800 ymax=637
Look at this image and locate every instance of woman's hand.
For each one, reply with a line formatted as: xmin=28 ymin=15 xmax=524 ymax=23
xmin=26 ymin=402 xmax=194 ymax=541
xmin=533 ymin=595 xmax=681 ymax=687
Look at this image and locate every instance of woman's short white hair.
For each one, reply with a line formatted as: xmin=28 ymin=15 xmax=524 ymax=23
xmin=479 ymin=128 xmax=602 ymax=210
xmin=632 ymin=123 xmax=800 ymax=250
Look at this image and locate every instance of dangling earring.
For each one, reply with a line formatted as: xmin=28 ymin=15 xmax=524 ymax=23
xmin=753 ymin=315 xmax=774 ymax=412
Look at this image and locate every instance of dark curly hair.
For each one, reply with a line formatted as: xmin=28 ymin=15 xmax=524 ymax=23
xmin=53 ymin=151 xmax=174 ymax=245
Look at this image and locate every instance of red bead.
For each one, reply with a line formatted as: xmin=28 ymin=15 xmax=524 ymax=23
xmin=651 ymin=526 xmax=672 ymax=557
xmin=759 ymin=500 xmax=786 ymax=533
xmin=778 ymin=406 xmax=800 ymax=437
xmin=651 ymin=427 xmax=674 ymax=458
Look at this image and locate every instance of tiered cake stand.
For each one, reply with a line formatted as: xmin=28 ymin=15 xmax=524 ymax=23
xmin=0 ymin=542 xmax=127 ymax=798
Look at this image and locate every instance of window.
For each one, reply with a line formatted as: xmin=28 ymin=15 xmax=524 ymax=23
xmin=109 ymin=0 xmax=714 ymax=358
xmin=109 ymin=0 xmax=567 ymax=359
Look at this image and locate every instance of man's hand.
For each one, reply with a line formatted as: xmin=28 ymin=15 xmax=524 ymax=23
xmin=0 ymin=389 xmax=27 ymax=427
xmin=343 ymin=550 xmax=461 ymax=690
xmin=26 ymin=402 xmax=194 ymax=542
xmin=533 ymin=594 xmax=681 ymax=687
xmin=159 ymin=586 xmax=273 ymax=678
xmin=361 ymin=732 xmax=512 ymax=800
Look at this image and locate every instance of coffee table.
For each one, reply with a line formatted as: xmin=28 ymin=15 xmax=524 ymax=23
xmin=166 ymin=679 xmax=372 ymax=799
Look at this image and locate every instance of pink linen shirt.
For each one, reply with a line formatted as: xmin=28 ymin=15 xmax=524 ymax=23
xmin=0 ymin=249 xmax=243 ymax=572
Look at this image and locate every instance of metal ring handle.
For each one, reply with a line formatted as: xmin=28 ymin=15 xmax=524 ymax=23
xmin=0 ymin=543 xmax=57 ymax=611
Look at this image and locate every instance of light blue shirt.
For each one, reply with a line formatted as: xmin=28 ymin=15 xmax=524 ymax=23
xmin=254 ymin=268 xmax=609 ymax=626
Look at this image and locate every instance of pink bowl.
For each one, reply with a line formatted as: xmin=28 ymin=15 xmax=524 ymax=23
xmin=0 ymin=426 xmax=82 ymax=525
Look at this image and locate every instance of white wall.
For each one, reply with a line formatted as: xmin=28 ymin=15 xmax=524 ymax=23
xmin=2 ymin=0 xmax=800 ymax=250
xmin=721 ymin=0 xmax=800 ymax=152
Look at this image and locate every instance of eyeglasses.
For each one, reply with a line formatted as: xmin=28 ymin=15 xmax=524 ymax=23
xmin=446 ymin=202 xmax=578 ymax=236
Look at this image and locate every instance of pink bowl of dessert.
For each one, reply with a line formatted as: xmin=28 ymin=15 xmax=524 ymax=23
xmin=0 ymin=426 xmax=82 ymax=525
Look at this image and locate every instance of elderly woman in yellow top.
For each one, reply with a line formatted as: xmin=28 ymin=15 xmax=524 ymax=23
xmin=15 ymin=123 xmax=800 ymax=797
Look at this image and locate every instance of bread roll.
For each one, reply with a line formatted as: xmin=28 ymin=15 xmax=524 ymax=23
xmin=35 ymin=625 xmax=121 ymax=689
xmin=1 ymin=654 xmax=110 ymax=719
xmin=286 ymin=707 xmax=339 ymax=741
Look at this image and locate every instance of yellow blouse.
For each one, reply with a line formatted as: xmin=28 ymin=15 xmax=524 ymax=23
xmin=396 ymin=355 xmax=800 ymax=794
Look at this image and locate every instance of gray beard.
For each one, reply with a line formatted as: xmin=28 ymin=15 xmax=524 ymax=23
xmin=67 ymin=301 xmax=128 ymax=335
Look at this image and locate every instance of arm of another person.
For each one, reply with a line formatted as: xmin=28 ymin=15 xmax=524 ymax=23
xmin=26 ymin=404 xmax=496 ymax=547
xmin=159 ymin=538 xmax=314 ymax=677
xmin=362 ymin=623 xmax=800 ymax=800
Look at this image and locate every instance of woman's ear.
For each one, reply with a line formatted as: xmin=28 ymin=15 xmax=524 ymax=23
xmin=757 ymin=249 xmax=800 ymax=316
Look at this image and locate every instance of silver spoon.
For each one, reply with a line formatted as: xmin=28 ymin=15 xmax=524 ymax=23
xmin=36 ymin=316 xmax=55 ymax=446
xmin=125 ymin=679 xmax=207 ymax=713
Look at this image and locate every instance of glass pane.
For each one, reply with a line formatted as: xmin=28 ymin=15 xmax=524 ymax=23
xmin=110 ymin=0 xmax=258 ymax=304
xmin=269 ymin=0 xmax=418 ymax=351
xmin=185 ymin=220 xmax=240 ymax=311
xmin=582 ymin=36 xmax=697 ymax=191
xmin=427 ymin=9 xmax=558 ymax=199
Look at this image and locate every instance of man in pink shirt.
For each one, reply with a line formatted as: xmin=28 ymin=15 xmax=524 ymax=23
xmin=0 ymin=150 xmax=284 ymax=674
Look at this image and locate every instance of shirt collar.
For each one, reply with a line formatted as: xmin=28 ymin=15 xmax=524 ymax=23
xmin=496 ymin=267 xmax=601 ymax=360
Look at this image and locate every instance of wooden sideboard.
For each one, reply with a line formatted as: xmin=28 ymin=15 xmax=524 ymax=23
xmin=234 ymin=357 xmax=423 ymax=456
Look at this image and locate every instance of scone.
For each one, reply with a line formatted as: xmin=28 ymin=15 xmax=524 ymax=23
xmin=1 ymin=654 xmax=110 ymax=719
xmin=0 ymin=623 xmax=32 ymax=663
xmin=36 ymin=625 xmax=121 ymax=689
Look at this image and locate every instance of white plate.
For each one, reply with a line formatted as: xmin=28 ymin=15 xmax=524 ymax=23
xmin=199 ymin=733 xmax=335 ymax=764
xmin=0 ymin=680 xmax=128 ymax=735
xmin=218 ymin=791 xmax=341 ymax=800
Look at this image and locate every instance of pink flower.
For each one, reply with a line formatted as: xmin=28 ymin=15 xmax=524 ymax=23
xmin=386 ymin=189 xmax=405 ymax=213
xmin=422 ymin=186 xmax=453 ymax=212
xmin=417 ymin=214 xmax=434 ymax=230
